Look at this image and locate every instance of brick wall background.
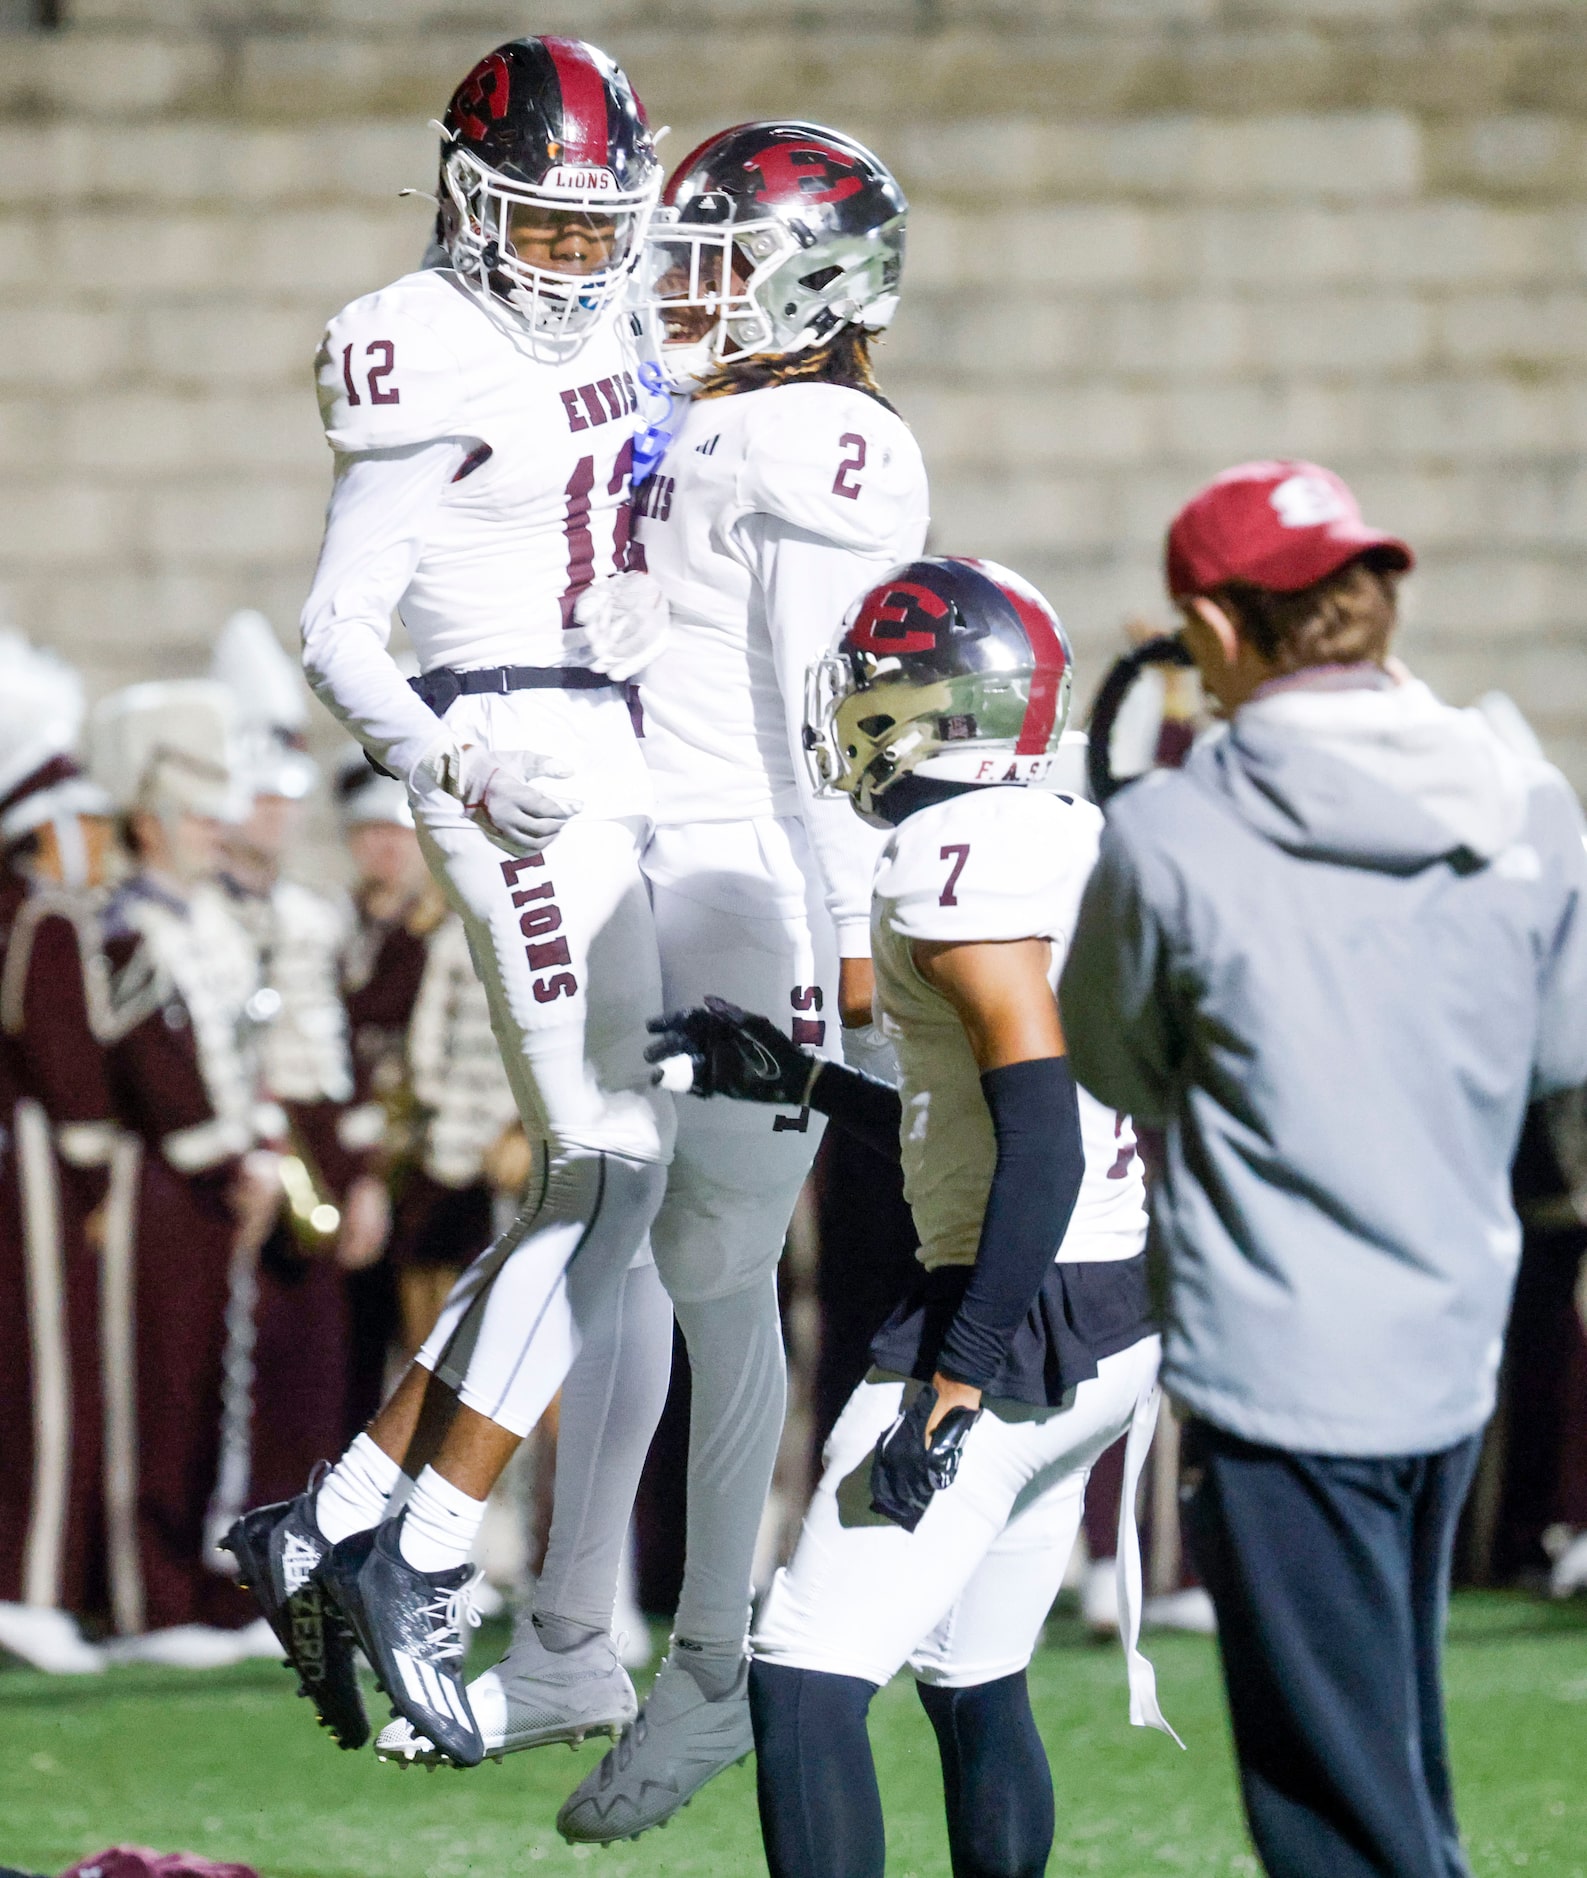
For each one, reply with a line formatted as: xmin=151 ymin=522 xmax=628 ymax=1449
xmin=3 ymin=1 xmax=1585 ymax=785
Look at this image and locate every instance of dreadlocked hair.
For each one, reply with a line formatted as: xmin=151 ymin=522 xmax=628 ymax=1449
xmin=692 ymin=327 xmax=896 ymax=413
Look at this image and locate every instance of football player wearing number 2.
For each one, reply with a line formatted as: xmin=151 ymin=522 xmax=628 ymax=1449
xmin=652 ymin=558 xmax=1181 ymax=1878
xmin=223 ymin=40 xmax=680 ymax=1768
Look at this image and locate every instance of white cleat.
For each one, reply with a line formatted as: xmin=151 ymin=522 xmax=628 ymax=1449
xmin=0 ymin=1603 xmax=104 ymax=1675
xmin=1080 ymin=1558 xmax=1119 ymax=1638
xmin=1549 ymin=1529 xmax=1587 ymax=1599
xmin=1143 ymin=1587 xmax=1218 ymax=1635
xmin=375 ymin=1617 xmax=636 ymax=1766
xmin=102 ymin=1618 xmax=280 ymax=1670
xmin=556 ymin=1652 xmax=754 ymax=1844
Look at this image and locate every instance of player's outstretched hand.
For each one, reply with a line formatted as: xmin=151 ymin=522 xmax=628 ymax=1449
xmin=457 ymin=746 xmax=582 ymax=857
xmin=572 ymin=570 xmax=670 ymax=681
xmin=645 ymin=994 xmax=816 ymax=1105
xmin=869 ymin=1385 xmax=982 ymax=1533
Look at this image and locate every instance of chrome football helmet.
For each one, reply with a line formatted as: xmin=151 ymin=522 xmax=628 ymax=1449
xmin=640 ymin=120 xmax=907 ymax=384
xmin=805 ymin=557 xmax=1075 ymax=827
xmin=438 ymin=37 xmax=660 ymax=339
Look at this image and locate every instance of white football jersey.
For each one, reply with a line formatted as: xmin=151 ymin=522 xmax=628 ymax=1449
xmin=316 ymin=269 xmax=641 ymax=672
xmin=631 ymin=382 xmax=929 ymax=948
xmin=304 ymin=269 xmax=651 ymax=811
xmin=871 ymin=786 xmax=1148 ymax=1270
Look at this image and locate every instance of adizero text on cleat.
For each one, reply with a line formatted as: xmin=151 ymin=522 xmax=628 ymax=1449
xmin=222 ymin=1490 xmax=368 ymax=1750
xmin=315 ymin=1516 xmax=484 ymax=1768
xmin=376 ymin=1616 xmax=636 ymax=1767
xmin=556 ymin=1653 xmax=754 ymax=1844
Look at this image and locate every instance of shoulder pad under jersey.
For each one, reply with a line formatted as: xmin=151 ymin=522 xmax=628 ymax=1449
xmin=879 ymin=788 xmax=1102 ymax=946
xmin=736 ymin=383 xmax=928 ymax=557
xmin=316 ymin=272 xmax=472 ymax=454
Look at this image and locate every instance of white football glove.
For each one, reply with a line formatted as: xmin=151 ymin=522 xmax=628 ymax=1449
xmin=423 ymin=742 xmax=581 ymax=857
xmin=571 ymin=571 xmax=671 ymax=681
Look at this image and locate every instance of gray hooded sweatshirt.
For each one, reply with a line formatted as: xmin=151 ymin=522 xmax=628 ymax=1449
xmin=1060 ymin=672 xmax=1587 ymax=1457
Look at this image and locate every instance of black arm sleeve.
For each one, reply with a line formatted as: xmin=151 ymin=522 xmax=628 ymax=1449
xmin=935 ymin=1056 xmax=1085 ymax=1391
xmin=807 ymin=1060 xmax=903 ymax=1162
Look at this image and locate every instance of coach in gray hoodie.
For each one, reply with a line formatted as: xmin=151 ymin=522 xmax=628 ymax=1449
xmin=1061 ymin=460 xmax=1587 ymax=1878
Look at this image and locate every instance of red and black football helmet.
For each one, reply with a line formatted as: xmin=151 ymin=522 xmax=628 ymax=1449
xmin=805 ymin=557 xmax=1075 ymax=826
xmin=437 ymin=37 xmax=660 ymax=337
xmin=641 ymin=120 xmax=907 ymax=382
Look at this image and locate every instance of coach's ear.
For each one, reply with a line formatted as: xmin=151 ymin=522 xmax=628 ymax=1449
xmin=1178 ymin=595 xmax=1262 ymax=716
xmin=1183 ymin=595 xmax=1240 ymax=663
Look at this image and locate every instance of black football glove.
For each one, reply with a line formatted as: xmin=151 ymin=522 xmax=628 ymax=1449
xmin=645 ymin=995 xmax=816 ymax=1105
xmin=869 ymin=1385 xmax=982 ymax=1533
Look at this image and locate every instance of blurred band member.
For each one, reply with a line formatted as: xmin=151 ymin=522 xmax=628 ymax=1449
xmin=0 ymin=635 xmax=117 ymax=1674
xmin=336 ymin=754 xmax=433 ymax=1428
xmin=1062 ymin=460 xmax=1587 ymax=1878
xmin=89 ymin=680 xmax=281 ymax=1666
xmin=210 ymin=614 xmax=388 ymax=1509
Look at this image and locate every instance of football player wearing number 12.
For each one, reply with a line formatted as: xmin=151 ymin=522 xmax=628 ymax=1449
xmin=223 ymin=39 xmax=682 ymax=1768
xmin=651 ymin=558 xmax=1180 ymax=1878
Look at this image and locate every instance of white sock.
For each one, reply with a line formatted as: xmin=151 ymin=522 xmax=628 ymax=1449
xmin=399 ymin=1466 xmax=487 ymax=1575
xmin=314 ymin=1434 xmax=404 ymax=1545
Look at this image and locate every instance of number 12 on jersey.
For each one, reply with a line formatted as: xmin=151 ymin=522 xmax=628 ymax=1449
xmin=341 ymin=340 xmax=399 ymax=407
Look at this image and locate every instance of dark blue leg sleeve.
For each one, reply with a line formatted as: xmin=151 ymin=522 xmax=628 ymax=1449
xmin=916 ymin=1672 xmax=1055 ymax=1878
xmin=748 ymin=1660 xmax=884 ymax=1878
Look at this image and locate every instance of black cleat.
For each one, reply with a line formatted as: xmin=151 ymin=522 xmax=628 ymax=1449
xmin=315 ymin=1515 xmax=484 ymax=1768
xmin=222 ymin=1488 xmax=369 ymax=1751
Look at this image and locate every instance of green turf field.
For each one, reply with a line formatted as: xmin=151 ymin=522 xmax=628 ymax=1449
xmin=1 ymin=1594 xmax=1582 ymax=1878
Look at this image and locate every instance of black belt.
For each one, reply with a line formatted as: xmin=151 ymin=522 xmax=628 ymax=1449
xmin=409 ymin=664 xmax=619 ymax=715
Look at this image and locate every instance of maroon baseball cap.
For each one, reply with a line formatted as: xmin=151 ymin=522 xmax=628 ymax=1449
xmin=1165 ymin=460 xmax=1413 ymax=599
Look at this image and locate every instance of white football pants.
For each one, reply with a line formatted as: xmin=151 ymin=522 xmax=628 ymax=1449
xmin=410 ymin=787 xmax=675 ymax=1439
xmin=540 ymin=815 xmax=839 ymax=1646
xmin=752 ymin=1336 xmax=1162 ymax=1689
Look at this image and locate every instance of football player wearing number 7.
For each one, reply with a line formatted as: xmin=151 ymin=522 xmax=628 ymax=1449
xmin=649 ymin=557 xmax=1180 ymax=1878
xmin=222 ymin=40 xmax=682 ymax=1768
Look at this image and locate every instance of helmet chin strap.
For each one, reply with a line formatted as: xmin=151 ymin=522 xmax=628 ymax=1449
xmin=867 ymin=773 xmax=985 ymax=828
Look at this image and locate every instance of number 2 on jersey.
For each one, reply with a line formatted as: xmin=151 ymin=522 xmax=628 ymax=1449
xmin=833 ymin=432 xmax=866 ymax=500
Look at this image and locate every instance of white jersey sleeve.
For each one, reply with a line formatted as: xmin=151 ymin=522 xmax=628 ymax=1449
xmin=300 ymin=440 xmax=467 ymax=784
xmin=879 ymin=787 xmax=1103 ymax=947
xmin=873 ymin=787 xmax=1147 ymax=1266
xmin=737 ymin=513 xmax=888 ymax=952
xmin=732 ymin=386 xmax=929 ymax=954
xmin=316 ymin=281 xmax=474 ymax=454
xmin=734 ymin=382 xmax=927 ymax=556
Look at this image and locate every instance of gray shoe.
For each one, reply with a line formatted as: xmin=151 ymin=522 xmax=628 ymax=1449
xmin=556 ymin=1653 xmax=754 ymax=1843
xmin=376 ymin=1616 xmax=636 ymax=1766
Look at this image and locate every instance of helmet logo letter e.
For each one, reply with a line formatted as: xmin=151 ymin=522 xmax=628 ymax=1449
xmin=747 ymin=141 xmax=864 ymax=206
xmin=848 ymin=582 xmax=948 ymax=658
xmin=453 ymin=52 xmax=512 ymax=142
